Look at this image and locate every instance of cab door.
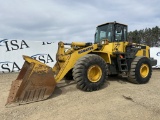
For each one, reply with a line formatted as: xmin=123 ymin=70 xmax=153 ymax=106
xmin=112 ymin=24 xmax=127 ymax=53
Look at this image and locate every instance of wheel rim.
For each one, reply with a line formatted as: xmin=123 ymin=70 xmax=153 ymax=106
xmin=87 ymin=65 xmax=102 ymax=82
xmin=140 ymin=64 xmax=149 ymax=78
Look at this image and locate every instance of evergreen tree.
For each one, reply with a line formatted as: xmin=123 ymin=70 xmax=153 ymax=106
xmin=128 ymin=26 xmax=160 ymax=47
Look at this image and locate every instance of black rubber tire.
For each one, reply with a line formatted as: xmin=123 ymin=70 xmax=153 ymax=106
xmin=72 ymin=54 xmax=108 ymax=92
xmin=128 ymin=56 xmax=152 ymax=84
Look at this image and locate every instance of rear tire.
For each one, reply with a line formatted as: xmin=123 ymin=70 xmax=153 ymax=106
xmin=73 ymin=54 xmax=108 ymax=91
xmin=128 ymin=57 xmax=152 ymax=84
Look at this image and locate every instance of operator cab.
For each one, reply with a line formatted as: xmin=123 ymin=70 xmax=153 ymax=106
xmin=95 ymin=22 xmax=128 ymax=43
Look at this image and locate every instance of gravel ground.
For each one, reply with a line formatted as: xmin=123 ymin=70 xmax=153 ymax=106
xmin=0 ymin=70 xmax=160 ymax=120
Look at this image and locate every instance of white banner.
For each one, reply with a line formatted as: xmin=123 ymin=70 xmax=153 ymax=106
xmin=150 ymin=47 xmax=160 ymax=68
xmin=0 ymin=39 xmax=58 ymax=73
xmin=0 ymin=39 xmax=159 ymax=73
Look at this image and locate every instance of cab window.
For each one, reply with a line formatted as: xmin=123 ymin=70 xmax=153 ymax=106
xmin=115 ymin=26 xmax=122 ymax=41
xmin=115 ymin=25 xmax=127 ymax=42
xmin=95 ymin=24 xmax=113 ymax=43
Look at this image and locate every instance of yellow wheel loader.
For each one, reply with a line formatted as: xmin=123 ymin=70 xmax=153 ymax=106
xmin=6 ymin=22 xmax=157 ymax=106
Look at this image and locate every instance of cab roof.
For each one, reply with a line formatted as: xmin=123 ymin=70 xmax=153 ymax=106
xmin=97 ymin=21 xmax=127 ymax=27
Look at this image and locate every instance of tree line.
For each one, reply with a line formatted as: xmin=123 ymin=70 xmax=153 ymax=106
xmin=127 ymin=26 xmax=160 ymax=47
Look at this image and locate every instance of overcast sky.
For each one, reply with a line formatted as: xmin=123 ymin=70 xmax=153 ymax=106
xmin=0 ymin=0 xmax=160 ymax=42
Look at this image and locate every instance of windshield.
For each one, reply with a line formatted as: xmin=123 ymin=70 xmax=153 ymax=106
xmin=95 ymin=24 xmax=113 ymax=43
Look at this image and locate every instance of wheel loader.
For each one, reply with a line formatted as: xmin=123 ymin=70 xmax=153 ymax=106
xmin=6 ymin=21 xmax=157 ymax=106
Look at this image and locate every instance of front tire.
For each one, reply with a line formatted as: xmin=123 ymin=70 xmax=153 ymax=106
xmin=128 ymin=57 xmax=152 ymax=84
xmin=73 ymin=54 xmax=108 ymax=91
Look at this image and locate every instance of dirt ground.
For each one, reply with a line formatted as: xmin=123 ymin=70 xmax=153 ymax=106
xmin=0 ymin=70 xmax=160 ymax=120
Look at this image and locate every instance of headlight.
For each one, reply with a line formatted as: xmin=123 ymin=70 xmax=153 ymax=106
xmin=101 ymin=41 xmax=105 ymax=44
xmin=101 ymin=39 xmax=109 ymax=45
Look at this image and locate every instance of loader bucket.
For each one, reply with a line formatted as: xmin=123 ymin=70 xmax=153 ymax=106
xmin=6 ymin=56 xmax=56 ymax=107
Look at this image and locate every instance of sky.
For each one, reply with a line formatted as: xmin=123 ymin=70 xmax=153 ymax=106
xmin=0 ymin=0 xmax=160 ymax=42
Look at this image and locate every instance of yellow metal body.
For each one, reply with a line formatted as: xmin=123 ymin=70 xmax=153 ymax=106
xmin=52 ymin=41 xmax=150 ymax=82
